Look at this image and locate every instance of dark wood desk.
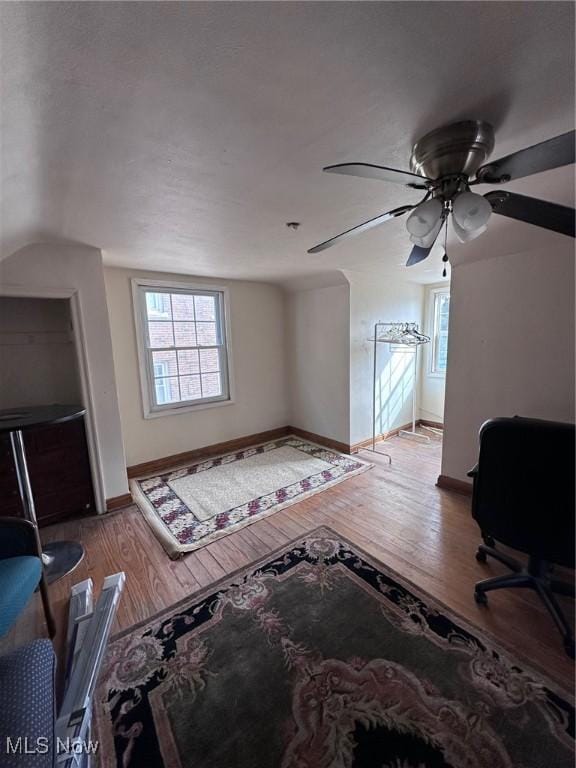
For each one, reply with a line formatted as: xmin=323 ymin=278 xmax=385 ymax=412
xmin=0 ymin=413 xmax=95 ymax=525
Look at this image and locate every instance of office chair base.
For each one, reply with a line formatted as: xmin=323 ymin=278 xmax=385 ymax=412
xmin=473 ymin=589 xmax=488 ymax=605
xmin=475 ymin=545 xmax=575 ymax=659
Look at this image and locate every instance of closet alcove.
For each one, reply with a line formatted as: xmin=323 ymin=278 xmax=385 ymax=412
xmin=0 ymin=296 xmax=95 ymax=525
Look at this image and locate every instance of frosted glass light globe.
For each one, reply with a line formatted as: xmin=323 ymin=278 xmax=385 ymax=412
xmin=410 ymin=217 xmax=443 ymax=248
xmin=452 ymin=190 xmax=492 ymax=232
xmin=406 ymin=199 xmax=443 ymax=238
xmin=452 ymin=217 xmax=487 ymax=243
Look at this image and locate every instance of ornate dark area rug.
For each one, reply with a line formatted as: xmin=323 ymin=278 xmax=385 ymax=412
xmin=130 ymin=437 xmax=371 ymax=558
xmin=95 ymin=528 xmax=574 ymax=768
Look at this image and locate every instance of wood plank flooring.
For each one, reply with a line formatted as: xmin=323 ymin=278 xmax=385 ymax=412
xmin=2 ymin=431 xmax=573 ymax=691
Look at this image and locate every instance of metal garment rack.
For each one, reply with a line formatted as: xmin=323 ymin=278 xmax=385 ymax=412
xmin=368 ymin=322 xmax=431 ymax=459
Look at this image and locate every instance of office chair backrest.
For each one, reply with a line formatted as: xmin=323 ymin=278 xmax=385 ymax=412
xmin=472 ymin=416 xmax=575 ymax=567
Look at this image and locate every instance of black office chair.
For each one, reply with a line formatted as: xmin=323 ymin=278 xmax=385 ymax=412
xmin=468 ymin=416 xmax=575 ymax=657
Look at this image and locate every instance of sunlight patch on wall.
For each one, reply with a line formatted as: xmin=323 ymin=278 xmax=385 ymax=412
xmin=374 ymin=346 xmax=415 ymax=434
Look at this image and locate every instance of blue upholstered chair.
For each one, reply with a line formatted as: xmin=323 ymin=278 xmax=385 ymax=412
xmin=0 ymin=517 xmax=55 ymax=638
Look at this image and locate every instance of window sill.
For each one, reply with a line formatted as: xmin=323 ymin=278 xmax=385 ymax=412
xmin=144 ymin=397 xmax=235 ymax=419
xmin=427 ymin=372 xmax=446 ymax=379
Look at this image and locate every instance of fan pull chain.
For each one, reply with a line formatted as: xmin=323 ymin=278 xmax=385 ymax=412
xmin=442 ymin=216 xmax=449 ymax=278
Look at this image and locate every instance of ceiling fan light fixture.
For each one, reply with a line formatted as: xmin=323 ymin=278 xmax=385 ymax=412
xmin=452 ymin=190 xmax=492 ymax=232
xmin=405 ymin=198 xmax=443 ymax=238
xmin=452 ymin=216 xmax=487 ymax=243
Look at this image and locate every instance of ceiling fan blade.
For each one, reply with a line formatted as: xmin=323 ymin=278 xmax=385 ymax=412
xmin=476 ymin=130 xmax=575 ymax=184
xmin=307 ymin=205 xmax=413 ymax=254
xmin=324 ymin=163 xmax=430 ymax=189
xmin=406 ymin=243 xmax=435 ymax=266
xmin=485 ymin=191 xmax=575 ymax=238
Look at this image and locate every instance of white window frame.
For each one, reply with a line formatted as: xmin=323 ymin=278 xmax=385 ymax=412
xmin=132 ymin=278 xmax=234 ymax=419
xmin=429 ymin=287 xmax=450 ymax=377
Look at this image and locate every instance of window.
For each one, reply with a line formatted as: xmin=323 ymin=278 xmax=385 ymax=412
xmin=133 ymin=280 xmax=231 ymax=417
xmin=431 ymin=290 xmax=450 ymax=375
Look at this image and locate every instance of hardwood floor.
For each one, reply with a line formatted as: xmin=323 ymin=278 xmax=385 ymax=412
xmin=2 ymin=431 xmax=573 ymax=691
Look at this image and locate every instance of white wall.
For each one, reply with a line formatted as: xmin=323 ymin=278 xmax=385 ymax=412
xmin=346 ymin=270 xmax=424 ymax=446
xmin=419 ymin=282 xmax=450 ymax=424
xmin=104 ymin=267 xmax=288 ymax=467
xmin=0 ymin=297 xmax=81 ymax=409
xmin=442 ymin=244 xmax=575 ymax=483
xmin=287 ymin=283 xmax=350 ymax=446
xmin=0 ymin=243 xmax=128 ymax=506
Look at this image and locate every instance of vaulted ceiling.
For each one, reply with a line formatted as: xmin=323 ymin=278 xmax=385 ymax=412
xmin=1 ymin=2 xmax=574 ymax=284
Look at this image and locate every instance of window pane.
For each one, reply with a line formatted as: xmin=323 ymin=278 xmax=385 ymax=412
xmin=148 ymin=322 xmax=174 ymax=348
xmin=194 ymin=295 xmax=216 ymax=321
xmin=171 ymin=293 xmax=196 ymax=321
xmin=199 ymin=348 xmax=219 ymax=372
xmin=437 ymin=334 xmax=448 ymax=371
xmin=201 ymin=372 xmax=222 ymax=397
xmin=178 ymin=349 xmax=200 ymax=375
xmin=174 ymin=322 xmax=197 ymax=347
xmin=196 ymin=322 xmax=217 ymax=346
xmin=155 ymin=377 xmax=180 ymax=405
xmin=145 ymin=292 xmax=172 ymax=320
xmin=432 ymin=292 xmax=450 ymax=374
xmin=180 ymin=375 xmax=202 ymax=400
xmin=152 ymin=350 xmax=178 ymax=377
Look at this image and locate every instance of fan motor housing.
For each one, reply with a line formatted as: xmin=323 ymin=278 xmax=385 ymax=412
xmin=410 ymin=120 xmax=495 ymax=180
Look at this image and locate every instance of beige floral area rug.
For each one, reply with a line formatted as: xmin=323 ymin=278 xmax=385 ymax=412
xmin=94 ymin=527 xmax=574 ymax=768
xmin=130 ymin=437 xmax=372 ymax=557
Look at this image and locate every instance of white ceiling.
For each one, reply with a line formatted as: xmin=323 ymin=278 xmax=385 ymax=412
xmin=1 ymin=2 xmax=574 ymax=286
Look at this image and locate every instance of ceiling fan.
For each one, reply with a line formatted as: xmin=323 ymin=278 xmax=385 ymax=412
xmin=308 ymin=121 xmax=575 ymax=274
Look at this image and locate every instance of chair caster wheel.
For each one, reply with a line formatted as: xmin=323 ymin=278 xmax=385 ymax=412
xmin=564 ymin=638 xmax=575 ymax=660
xmin=474 ymin=590 xmax=488 ymax=605
xmin=475 ymin=549 xmax=487 ymax=563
